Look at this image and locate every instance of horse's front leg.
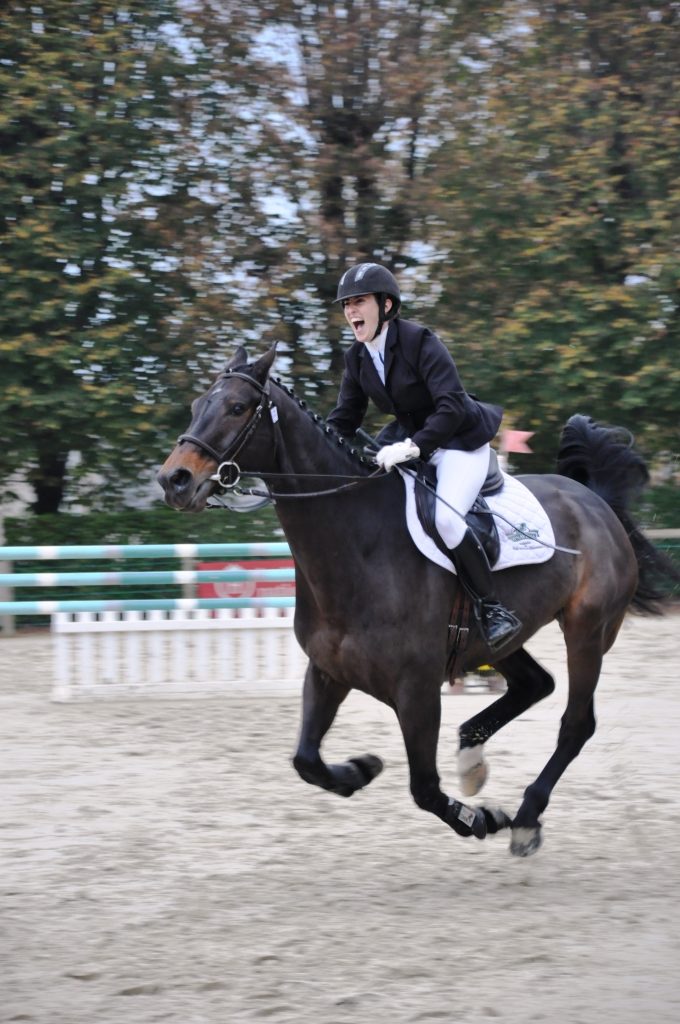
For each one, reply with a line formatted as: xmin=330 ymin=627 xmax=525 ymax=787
xmin=397 ymin=680 xmax=511 ymax=840
xmin=292 ymin=661 xmax=383 ymax=797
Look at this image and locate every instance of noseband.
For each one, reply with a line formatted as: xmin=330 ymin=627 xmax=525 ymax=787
xmin=177 ymin=370 xmax=275 ymax=487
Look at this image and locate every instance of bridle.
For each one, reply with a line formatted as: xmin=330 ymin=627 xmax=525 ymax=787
xmin=177 ymin=369 xmax=275 ymax=489
xmin=176 ymin=369 xmax=381 ymax=498
xmin=174 ymin=367 xmax=579 ymax=551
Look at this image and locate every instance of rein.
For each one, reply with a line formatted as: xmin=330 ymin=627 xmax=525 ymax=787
xmin=177 ymin=368 xmax=579 ymax=554
xmin=235 ymin=469 xmax=383 ymax=500
xmin=177 ymin=370 xmax=383 ymax=501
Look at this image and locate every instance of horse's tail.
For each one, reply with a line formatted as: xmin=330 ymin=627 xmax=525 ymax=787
xmin=556 ymin=414 xmax=680 ymax=614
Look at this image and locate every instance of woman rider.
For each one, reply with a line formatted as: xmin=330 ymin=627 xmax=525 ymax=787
xmin=326 ymin=261 xmax=521 ymax=651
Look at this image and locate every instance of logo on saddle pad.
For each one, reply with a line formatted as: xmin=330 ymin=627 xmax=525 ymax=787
xmin=507 ymin=522 xmax=540 ymax=546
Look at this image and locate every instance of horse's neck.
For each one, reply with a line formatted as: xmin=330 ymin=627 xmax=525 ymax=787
xmin=273 ymin=389 xmax=367 ymax=485
xmin=271 ymin=390 xmax=385 ymax=557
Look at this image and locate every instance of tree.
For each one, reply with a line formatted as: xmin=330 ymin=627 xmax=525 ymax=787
xmin=187 ymin=1 xmax=680 ymax=463
xmin=183 ymin=1 xmax=463 ymax=412
xmin=428 ymin=0 xmax=680 ymax=463
xmin=3 ymin=1 xmax=678 ymax=513
xmin=0 ymin=1 xmax=218 ymax=510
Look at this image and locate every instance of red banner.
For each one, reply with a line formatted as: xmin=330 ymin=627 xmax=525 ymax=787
xmin=197 ymin=560 xmax=295 ymax=600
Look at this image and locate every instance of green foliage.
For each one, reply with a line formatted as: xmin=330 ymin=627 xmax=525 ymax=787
xmin=2 ymin=504 xmax=281 ymax=547
xmin=0 ymin=2 xmax=220 ymax=510
xmin=427 ymin=2 xmax=680 ymax=464
xmin=1 ymin=1 xmax=679 ymax=511
xmin=181 ymin=0 xmax=464 ymax=402
xmin=637 ymin=483 xmax=680 ymax=530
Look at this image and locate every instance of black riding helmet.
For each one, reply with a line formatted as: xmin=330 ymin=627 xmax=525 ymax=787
xmin=335 ymin=262 xmax=402 ymax=338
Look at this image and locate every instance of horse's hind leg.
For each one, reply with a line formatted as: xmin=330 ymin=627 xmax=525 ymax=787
xmin=292 ymin=661 xmax=383 ymax=797
xmin=510 ymin=631 xmax=604 ymax=857
xmin=458 ymin=647 xmax=555 ymax=796
xmin=397 ymin=680 xmax=511 ymax=840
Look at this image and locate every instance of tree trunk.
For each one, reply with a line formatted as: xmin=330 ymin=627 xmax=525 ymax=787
xmin=31 ymin=447 xmax=68 ymax=514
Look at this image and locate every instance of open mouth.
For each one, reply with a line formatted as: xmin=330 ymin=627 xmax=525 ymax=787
xmin=352 ymin=319 xmax=365 ymax=331
xmin=187 ymin=476 xmax=219 ymax=512
xmin=162 ymin=473 xmax=217 ymax=513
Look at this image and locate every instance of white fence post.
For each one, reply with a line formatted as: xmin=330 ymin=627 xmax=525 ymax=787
xmin=0 ymin=557 xmax=15 ymax=636
xmin=0 ymin=540 xmax=301 ymax=700
xmin=49 ymin=606 xmax=307 ymax=701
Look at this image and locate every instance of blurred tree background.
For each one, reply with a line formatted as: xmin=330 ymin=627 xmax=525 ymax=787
xmin=1 ymin=0 xmax=678 ymax=514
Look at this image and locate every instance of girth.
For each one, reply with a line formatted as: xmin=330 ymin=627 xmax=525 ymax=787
xmin=413 ymin=449 xmax=502 ymax=566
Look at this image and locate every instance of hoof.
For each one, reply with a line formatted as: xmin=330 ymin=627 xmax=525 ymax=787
xmin=510 ymin=825 xmax=542 ymax=857
xmin=293 ymin=753 xmax=383 ymax=797
xmin=349 ymin=754 xmax=384 ymax=786
xmin=481 ymin=805 xmax=512 ymax=834
xmin=329 ymin=754 xmax=384 ymax=797
xmin=446 ymin=799 xmax=487 ymax=840
xmin=458 ymin=744 xmax=488 ymax=796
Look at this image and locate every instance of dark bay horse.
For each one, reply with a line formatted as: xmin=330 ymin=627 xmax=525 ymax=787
xmin=158 ymin=345 xmax=677 ymax=856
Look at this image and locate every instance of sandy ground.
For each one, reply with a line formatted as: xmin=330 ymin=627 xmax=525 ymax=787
xmin=1 ymin=613 xmax=679 ymax=1024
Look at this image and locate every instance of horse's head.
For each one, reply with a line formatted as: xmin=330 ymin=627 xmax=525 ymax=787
xmin=158 ymin=345 xmax=277 ymax=511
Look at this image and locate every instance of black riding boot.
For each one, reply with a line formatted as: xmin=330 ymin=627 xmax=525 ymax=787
xmin=450 ymin=529 xmax=522 ymax=651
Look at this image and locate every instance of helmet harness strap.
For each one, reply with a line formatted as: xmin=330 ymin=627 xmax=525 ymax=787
xmin=374 ymin=294 xmax=387 ymax=339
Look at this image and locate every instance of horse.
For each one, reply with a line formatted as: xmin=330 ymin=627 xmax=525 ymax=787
xmin=157 ymin=345 xmax=677 ymax=856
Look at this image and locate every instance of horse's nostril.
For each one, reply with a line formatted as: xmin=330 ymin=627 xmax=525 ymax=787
xmin=169 ymin=468 xmax=192 ymax=492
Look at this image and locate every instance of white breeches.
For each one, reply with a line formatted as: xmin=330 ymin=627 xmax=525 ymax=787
xmin=429 ymin=443 xmax=491 ymax=550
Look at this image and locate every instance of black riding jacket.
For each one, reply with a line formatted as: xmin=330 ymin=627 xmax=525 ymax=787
xmin=326 ymin=317 xmax=502 ymax=459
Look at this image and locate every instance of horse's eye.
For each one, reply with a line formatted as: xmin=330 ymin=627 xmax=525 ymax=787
xmin=230 ymin=403 xmax=246 ymax=417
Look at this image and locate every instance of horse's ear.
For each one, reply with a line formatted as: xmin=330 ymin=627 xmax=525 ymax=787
xmin=226 ymin=346 xmax=248 ymax=370
xmin=250 ymin=343 xmax=277 ymax=385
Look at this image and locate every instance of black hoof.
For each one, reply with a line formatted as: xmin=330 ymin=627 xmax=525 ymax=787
xmin=445 ymin=799 xmax=487 ymax=840
xmin=349 ymin=754 xmax=384 ymax=785
xmin=329 ymin=754 xmax=384 ymax=797
xmin=293 ymin=753 xmax=383 ymax=797
xmin=481 ymin=805 xmax=512 ymax=834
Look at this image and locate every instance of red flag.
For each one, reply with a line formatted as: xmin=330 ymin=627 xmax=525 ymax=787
xmin=501 ymin=429 xmax=534 ymax=454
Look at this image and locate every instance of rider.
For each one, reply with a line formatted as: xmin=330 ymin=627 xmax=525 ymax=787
xmin=326 ymin=261 xmax=521 ymax=651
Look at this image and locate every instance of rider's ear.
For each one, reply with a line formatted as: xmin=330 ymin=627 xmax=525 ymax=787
xmin=226 ymin=345 xmax=248 ymax=370
xmin=250 ymin=343 xmax=277 ymax=385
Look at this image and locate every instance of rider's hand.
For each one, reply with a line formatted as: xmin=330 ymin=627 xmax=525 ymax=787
xmin=375 ymin=439 xmax=421 ymax=471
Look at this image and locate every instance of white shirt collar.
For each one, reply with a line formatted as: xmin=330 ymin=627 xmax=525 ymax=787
xmin=364 ymin=321 xmax=389 ymax=358
xmin=364 ymin=322 xmax=389 ymax=384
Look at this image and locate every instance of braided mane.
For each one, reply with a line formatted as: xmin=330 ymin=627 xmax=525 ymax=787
xmin=268 ymin=374 xmax=375 ymax=474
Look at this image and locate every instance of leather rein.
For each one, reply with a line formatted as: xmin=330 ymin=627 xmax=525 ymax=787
xmin=176 ymin=369 xmax=577 ymax=553
xmin=176 ymin=370 xmax=382 ymax=500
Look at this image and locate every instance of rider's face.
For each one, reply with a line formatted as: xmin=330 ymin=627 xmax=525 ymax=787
xmin=342 ymin=293 xmax=392 ymax=343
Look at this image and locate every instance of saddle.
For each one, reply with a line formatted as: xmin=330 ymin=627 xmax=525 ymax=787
xmin=363 ymin=422 xmax=503 ymax=566
xmin=412 ymin=449 xmax=503 ymax=567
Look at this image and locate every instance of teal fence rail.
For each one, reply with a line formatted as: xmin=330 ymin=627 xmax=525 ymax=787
xmin=1 ymin=535 xmax=677 ymax=632
xmin=0 ymin=542 xmax=294 ymax=630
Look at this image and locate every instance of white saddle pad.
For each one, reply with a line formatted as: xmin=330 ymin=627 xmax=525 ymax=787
xmin=400 ymin=469 xmax=555 ymax=574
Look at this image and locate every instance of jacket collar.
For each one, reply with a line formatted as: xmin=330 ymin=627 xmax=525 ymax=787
xmin=356 ymin=319 xmax=398 ymax=404
xmin=356 ymin=319 xmax=398 ymax=356
xmin=382 ymin=319 xmax=399 ymax=382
